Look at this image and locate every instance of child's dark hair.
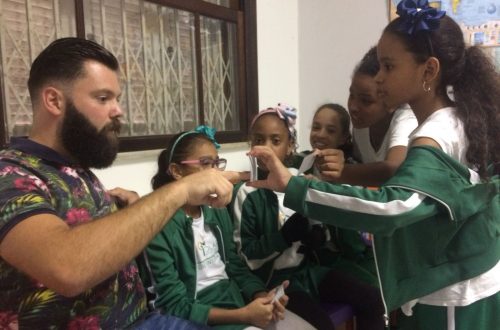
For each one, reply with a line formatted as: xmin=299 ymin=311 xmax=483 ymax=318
xmin=353 ymin=46 xmax=379 ymax=77
xmin=385 ymin=16 xmax=500 ymax=177
xmin=151 ymin=132 xmax=213 ymax=190
xmin=315 ymin=103 xmax=353 ymax=156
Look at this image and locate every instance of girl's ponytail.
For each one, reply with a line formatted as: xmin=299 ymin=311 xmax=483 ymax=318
xmin=453 ymin=46 xmax=500 ymax=177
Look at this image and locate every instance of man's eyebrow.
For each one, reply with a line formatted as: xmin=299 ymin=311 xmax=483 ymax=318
xmin=91 ymin=89 xmax=122 ymax=98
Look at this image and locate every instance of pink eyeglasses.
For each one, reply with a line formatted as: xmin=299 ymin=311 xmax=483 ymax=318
xmin=180 ymin=157 xmax=227 ymax=170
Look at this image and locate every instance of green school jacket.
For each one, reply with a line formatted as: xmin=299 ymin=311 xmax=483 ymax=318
xmin=292 ymin=150 xmax=375 ymax=271
xmin=230 ymin=179 xmax=333 ymax=298
xmin=283 ymin=145 xmax=500 ymax=313
xmin=140 ymin=206 xmax=267 ymax=329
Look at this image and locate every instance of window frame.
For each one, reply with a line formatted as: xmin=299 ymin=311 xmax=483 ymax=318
xmin=0 ymin=0 xmax=258 ymax=152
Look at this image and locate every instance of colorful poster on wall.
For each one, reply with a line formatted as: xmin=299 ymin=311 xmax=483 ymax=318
xmin=389 ymin=0 xmax=500 ymax=69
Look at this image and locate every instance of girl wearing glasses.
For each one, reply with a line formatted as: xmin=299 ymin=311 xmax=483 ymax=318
xmin=138 ymin=126 xmax=313 ymax=330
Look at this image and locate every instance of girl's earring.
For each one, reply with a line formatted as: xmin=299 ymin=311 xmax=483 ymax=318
xmin=422 ymin=81 xmax=431 ymax=93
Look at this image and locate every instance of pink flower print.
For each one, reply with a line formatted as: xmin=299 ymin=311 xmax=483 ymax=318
xmin=12 ymin=175 xmax=49 ymax=194
xmin=123 ymin=264 xmax=139 ymax=281
xmin=0 ymin=311 xmax=19 ymax=330
xmin=27 ymin=175 xmax=49 ymax=194
xmin=0 ymin=166 xmax=26 ymax=177
xmin=122 ymin=264 xmax=139 ymax=291
xmin=66 ymin=208 xmax=91 ymax=226
xmin=61 ymin=166 xmax=80 ymax=179
xmin=66 ymin=315 xmax=100 ymax=330
xmin=13 ymin=177 xmax=37 ymax=191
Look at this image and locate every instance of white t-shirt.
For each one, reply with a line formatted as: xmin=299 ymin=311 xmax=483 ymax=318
xmin=402 ymin=107 xmax=500 ymax=316
xmin=409 ymin=107 xmax=468 ymax=165
xmin=353 ymin=105 xmax=417 ymax=162
xmin=192 ymin=212 xmax=228 ymax=293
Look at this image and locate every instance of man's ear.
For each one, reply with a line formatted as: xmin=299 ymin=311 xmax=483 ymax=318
xmin=168 ymin=163 xmax=183 ymax=180
xmin=423 ymin=56 xmax=441 ymax=84
xmin=41 ymin=86 xmax=65 ymax=116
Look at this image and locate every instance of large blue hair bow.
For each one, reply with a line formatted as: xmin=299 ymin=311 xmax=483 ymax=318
xmin=396 ymin=0 xmax=446 ymax=35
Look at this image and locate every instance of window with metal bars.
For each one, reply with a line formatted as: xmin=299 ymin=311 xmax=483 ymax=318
xmin=0 ymin=0 xmax=257 ymax=151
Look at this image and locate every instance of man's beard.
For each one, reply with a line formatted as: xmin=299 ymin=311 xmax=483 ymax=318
xmin=61 ymin=101 xmax=121 ymax=169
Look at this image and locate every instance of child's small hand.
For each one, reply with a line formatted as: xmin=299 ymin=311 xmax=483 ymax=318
xmin=303 ymin=173 xmax=320 ymax=181
xmin=315 ymin=148 xmax=345 ymax=181
xmin=246 ymin=146 xmax=292 ymax=192
xmin=244 ymin=296 xmax=274 ymax=328
xmin=108 ymin=187 xmax=140 ymax=208
xmin=269 ymin=280 xmax=289 ymax=321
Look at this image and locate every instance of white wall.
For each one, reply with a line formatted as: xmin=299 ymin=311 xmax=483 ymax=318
xmin=297 ymin=1 xmax=387 ymax=149
xmin=256 ymin=0 xmax=299 ymax=110
xmin=95 ymin=2 xmax=388 ymax=196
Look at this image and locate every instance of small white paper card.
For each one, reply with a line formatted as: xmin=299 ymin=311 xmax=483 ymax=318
xmin=272 ymin=283 xmax=285 ymax=303
xmin=297 ymin=151 xmax=317 ymax=175
xmin=248 ymin=155 xmax=258 ymax=182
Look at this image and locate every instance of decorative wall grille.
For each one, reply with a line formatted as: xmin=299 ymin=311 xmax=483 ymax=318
xmin=0 ymin=0 xmax=255 ymax=150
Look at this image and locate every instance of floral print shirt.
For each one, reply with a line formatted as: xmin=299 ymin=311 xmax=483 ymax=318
xmin=0 ymin=137 xmax=147 ymax=329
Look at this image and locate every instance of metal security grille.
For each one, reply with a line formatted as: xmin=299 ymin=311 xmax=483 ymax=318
xmin=0 ymin=0 xmax=75 ymax=137
xmin=0 ymin=0 xmax=256 ymax=151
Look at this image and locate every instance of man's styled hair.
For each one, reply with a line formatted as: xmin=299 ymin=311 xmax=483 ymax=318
xmin=28 ymin=37 xmax=119 ymax=100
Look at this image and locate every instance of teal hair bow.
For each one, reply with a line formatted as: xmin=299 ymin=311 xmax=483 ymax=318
xmin=194 ymin=125 xmax=221 ymax=149
xmin=167 ymin=125 xmax=220 ymax=164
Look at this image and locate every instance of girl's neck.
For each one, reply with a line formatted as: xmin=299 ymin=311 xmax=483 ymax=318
xmin=183 ymin=205 xmax=202 ymax=218
xmin=410 ymin=93 xmax=453 ymax=125
xmin=369 ymin=113 xmax=394 ymax=152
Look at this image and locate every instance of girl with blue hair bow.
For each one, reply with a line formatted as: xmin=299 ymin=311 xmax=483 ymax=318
xmin=247 ymin=1 xmax=500 ymax=329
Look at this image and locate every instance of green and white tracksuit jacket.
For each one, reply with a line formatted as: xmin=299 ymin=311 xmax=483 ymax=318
xmin=292 ymin=151 xmax=376 ymax=275
xmin=231 ymin=175 xmax=334 ymax=299
xmin=284 ymin=145 xmax=500 ymax=328
xmin=139 ymin=206 xmax=267 ymax=330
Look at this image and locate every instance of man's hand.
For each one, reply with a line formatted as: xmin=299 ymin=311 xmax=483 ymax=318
xmin=315 ymin=148 xmax=345 ymax=182
xmin=246 ymin=146 xmax=292 ymax=192
xmin=175 ymin=169 xmax=244 ymax=208
xmin=107 ymin=188 xmax=140 ymax=208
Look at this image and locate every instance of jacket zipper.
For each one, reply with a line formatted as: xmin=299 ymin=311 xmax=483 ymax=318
xmin=215 ymin=225 xmax=227 ymax=264
xmin=371 ymin=236 xmax=390 ymax=328
xmin=189 ymin=222 xmax=198 ymax=300
xmin=371 ymin=185 xmax=455 ymax=329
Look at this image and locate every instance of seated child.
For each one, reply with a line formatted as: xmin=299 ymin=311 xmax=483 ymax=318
xmin=138 ymin=126 xmax=314 ymax=330
xmin=294 ymin=103 xmax=378 ymax=274
xmin=231 ymin=105 xmax=384 ymax=330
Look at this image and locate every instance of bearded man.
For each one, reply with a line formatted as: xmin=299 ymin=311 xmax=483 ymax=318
xmin=0 ymin=38 xmax=240 ymax=329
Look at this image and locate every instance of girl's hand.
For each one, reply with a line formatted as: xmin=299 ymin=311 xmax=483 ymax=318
xmin=270 ymin=280 xmax=289 ymax=321
xmin=315 ymin=148 xmax=345 ymax=181
xmin=303 ymin=174 xmax=320 ymax=181
xmin=243 ymin=296 xmax=274 ymax=328
xmin=107 ymin=187 xmax=140 ymax=208
xmin=246 ymin=146 xmax=292 ymax=192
